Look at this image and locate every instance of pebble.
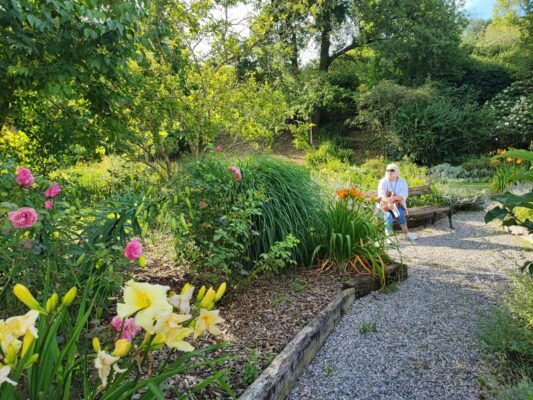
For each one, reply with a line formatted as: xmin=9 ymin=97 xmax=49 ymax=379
xmin=288 ymin=211 xmax=530 ymax=400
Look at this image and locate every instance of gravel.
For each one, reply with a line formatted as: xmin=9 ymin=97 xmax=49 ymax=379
xmin=288 ymin=211 xmax=531 ymax=400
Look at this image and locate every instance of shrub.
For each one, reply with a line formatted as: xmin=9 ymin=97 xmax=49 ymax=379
xmin=170 ymin=155 xmax=325 ymax=282
xmin=487 ymin=79 xmax=533 ymax=149
xmin=393 ymin=96 xmax=493 ymax=165
xmin=305 ymin=140 xmax=353 ymax=167
xmin=429 ymin=163 xmax=465 ymax=181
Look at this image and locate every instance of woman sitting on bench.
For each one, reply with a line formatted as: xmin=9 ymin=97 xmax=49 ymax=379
xmin=377 ymin=163 xmax=417 ymax=241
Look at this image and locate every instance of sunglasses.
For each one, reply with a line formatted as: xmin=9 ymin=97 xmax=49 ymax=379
xmin=386 ymin=169 xmax=396 ymax=172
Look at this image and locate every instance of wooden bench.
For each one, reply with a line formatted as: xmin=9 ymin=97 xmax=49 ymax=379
xmin=365 ymin=184 xmax=454 ymax=229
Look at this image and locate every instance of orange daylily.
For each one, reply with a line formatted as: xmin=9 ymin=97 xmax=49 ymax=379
xmin=336 ymin=189 xmax=349 ymax=200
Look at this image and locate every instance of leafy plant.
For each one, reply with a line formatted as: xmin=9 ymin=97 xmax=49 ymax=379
xmin=359 ymin=321 xmax=378 ymax=334
xmin=253 ymin=234 xmax=300 ymax=276
xmin=242 ymin=351 xmax=260 ymax=385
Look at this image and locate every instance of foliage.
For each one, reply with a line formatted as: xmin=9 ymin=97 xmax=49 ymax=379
xmin=253 ymin=234 xmax=300 ymax=276
xmin=305 ymin=140 xmax=353 ymax=167
xmin=392 ymin=95 xmax=493 ymax=165
xmin=486 ymin=79 xmax=533 ymax=149
xmin=170 ymin=155 xmax=325 ymax=282
xmin=313 ymin=193 xmax=388 ymax=286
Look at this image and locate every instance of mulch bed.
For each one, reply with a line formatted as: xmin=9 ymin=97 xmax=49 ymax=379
xmin=135 ymin=261 xmax=347 ymax=398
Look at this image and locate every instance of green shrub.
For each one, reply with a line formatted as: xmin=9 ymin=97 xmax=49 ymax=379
xmin=429 ymin=163 xmax=465 ymax=180
xmin=305 ymin=140 xmax=353 ymax=167
xmin=490 ymin=164 xmax=529 ymax=192
xmin=495 ymin=378 xmax=533 ymax=400
xmin=460 ymin=157 xmax=498 ymax=180
xmin=51 ymin=155 xmax=149 ymax=203
xmin=171 ymin=155 xmax=325 ymax=282
xmin=393 ymin=96 xmax=493 ymax=165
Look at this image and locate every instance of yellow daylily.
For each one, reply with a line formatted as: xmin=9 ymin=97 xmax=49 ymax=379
xmin=112 ymin=339 xmax=131 ymax=357
xmin=117 ymin=280 xmax=172 ymax=334
xmin=215 ymin=282 xmax=227 ymax=302
xmin=21 ymin=331 xmax=35 ymax=357
xmin=12 ymin=284 xmax=44 ymax=312
xmin=152 ymin=312 xmax=194 ymax=351
xmin=5 ymin=310 xmax=39 ymax=338
xmin=199 ymin=288 xmax=216 ymax=309
xmin=194 ymin=309 xmax=224 ymax=338
xmin=45 ymin=293 xmax=59 ymax=313
xmin=61 ymin=287 xmax=77 ymax=307
xmin=168 ymin=287 xmax=194 ymax=315
xmin=0 ymin=321 xmax=20 ymax=354
xmin=94 ymin=351 xmax=126 ymax=388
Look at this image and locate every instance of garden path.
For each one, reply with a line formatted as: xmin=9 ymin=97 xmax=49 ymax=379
xmin=288 ymin=210 xmax=531 ymax=400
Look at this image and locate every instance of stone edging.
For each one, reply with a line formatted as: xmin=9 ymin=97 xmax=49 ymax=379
xmin=239 ymin=263 xmax=407 ymax=400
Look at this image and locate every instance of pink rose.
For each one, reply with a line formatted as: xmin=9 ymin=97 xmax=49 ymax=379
xmin=123 ymin=237 xmax=143 ymax=261
xmin=44 ymin=200 xmax=53 ymax=209
xmin=230 ymin=166 xmax=241 ymax=181
xmin=16 ymin=168 xmax=35 ymax=188
xmin=44 ymin=182 xmax=61 ymax=198
xmin=8 ymin=208 xmax=38 ymax=228
xmin=111 ymin=316 xmax=141 ymax=341
xmin=215 ymin=146 xmax=223 ymax=152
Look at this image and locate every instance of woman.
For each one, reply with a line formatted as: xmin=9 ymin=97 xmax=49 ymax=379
xmin=377 ymin=163 xmax=417 ymax=240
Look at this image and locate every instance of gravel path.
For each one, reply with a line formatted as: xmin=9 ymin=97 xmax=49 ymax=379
xmin=288 ymin=211 xmax=531 ymax=400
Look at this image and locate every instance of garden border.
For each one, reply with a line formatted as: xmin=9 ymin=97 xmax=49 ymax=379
xmin=238 ymin=263 xmax=407 ymax=400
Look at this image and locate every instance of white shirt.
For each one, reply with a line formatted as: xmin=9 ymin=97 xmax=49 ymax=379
xmin=377 ymin=177 xmax=408 ymax=202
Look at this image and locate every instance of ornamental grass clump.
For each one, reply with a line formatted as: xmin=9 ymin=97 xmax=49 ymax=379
xmin=313 ymin=186 xmax=388 ymax=286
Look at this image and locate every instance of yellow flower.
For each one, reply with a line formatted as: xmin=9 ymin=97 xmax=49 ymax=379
xmin=196 ymin=285 xmax=206 ymax=303
xmin=168 ymin=287 xmax=194 ymax=315
xmin=153 ymin=312 xmax=194 ymax=351
xmin=92 ymin=337 xmax=101 ymax=352
xmin=199 ymin=288 xmax=216 ymax=309
xmin=0 ymin=321 xmax=21 ymax=355
xmin=0 ymin=365 xmax=17 ymax=387
xmin=117 ymin=280 xmax=172 ymax=334
xmin=194 ymin=309 xmax=224 ymax=338
xmin=13 ymin=284 xmax=44 ymax=312
xmin=45 ymin=293 xmax=59 ymax=313
xmin=215 ymin=282 xmax=227 ymax=302
xmin=5 ymin=310 xmax=39 ymax=338
xmin=21 ymin=331 xmax=35 ymax=357
xmin=112 ymin=339 xmax=131 ymax=357
xmin=94 ymin=351 xmax=126 ymax=388
xmin=61 ymin=287 xmax=77 ymax=307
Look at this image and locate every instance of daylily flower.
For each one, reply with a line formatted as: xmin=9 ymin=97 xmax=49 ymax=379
xmin=153 ymin=312 xmax=194 ymax=352
xmin=94 ymin=350 xmax=126 ymax=388
xmin=168 ymin=286 xmax=194 ymax=315
xmin=117 ymin=280 xmax=172 ymax=334
xmin=5 ymin=310 xmax=39 ymax=338
xmin=336 ymin=188 xmax=349 ymax=200
xmin=194 ymin=309 xmax=224 ymax=338
xmin=0 ymin=365 xmax=17 ymax=386
xmin=0 ymin=321 xmax=21 ymax=354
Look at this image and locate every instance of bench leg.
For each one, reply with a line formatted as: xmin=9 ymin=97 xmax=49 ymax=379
xmin=432 ymin=213 xmax=436 ymax=225
xmin=448 ymin=211 xmax=454 ymax=229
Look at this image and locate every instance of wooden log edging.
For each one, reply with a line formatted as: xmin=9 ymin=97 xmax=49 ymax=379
xmin=238 ymin=263 xmax=407 ymax=400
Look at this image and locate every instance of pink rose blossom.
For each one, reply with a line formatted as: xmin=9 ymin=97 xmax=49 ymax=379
xmin=44 ymin=200 xmax=53 ymax=209
xmin=215 ymin=146 xmax=223 ymax=152
xmin=229 ymin=166 xmax=241 ymax=181
xmin=7 ymin=208 xmax=38 ymax=228
xmin=16 ymin=168 xmax=35 ymax=188
xmin=123 ymin=237 xmax=143 ymax=261
xmin=44 ymin=182 xmax=61 ymax=198
xmin=111 ymin=316 xmax=141 ymax=341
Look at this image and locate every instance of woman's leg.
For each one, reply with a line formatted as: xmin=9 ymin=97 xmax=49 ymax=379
xmin=396 ymin=208 xmax=409 ymax=234
xmin=384 ymin=211 xmax=393 ymax=235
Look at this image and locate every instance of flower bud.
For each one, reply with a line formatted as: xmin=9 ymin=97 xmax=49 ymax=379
xmin=13 ymin=284 xmax=44 ymax=312
xmin=45 ymin=293 xmax=59 ymax=313
xmin=214 ymin=282 xmax=227 ymax=302
xmin=92 ymin=337 xmax=101 ymax=352
xmin=112 ymin=339 xmax=131 ymax=357
xmin=61 ymin=287 xmax=77 ymax=307
xmin=181 ymin=283 xmax=193 ymax=295
xmin=199 ymin=288 xmax=215 ymax=309
xmin=196 ymin=285 xmax=206 ymax=303
xmin=22 ymin=353 xmax=39 ymax=369
xmin=21 ymin=331 xmax=35 ymax=357
xmin=138 ymin=256 xmax=146 ymax=268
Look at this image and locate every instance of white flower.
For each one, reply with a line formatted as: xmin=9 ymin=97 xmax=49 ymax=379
xmin=94 ymin=351 xmax=127 ymax=387
xmin=167 ymin=287 xmax=194 ymax=315
xmin=0 ymin=365 xmax=17 ymax=386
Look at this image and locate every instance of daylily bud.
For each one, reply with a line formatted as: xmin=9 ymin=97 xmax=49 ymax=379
xmin=199 ymin=288 xmax=216 ymax=308
xmin=5 ymin=343 xmax=18 ymax=366
xmin=214 ymin=282 xmax=227 ymax=302
xmin=13 ymin=284 xmax=44 ymax=312
xmin=45 ymin=293 xmax=59 ymax=313
xmin=138 ymin=256 xmax=146 ymax=268
xmin=21 ymin=331 xmax=35 ymax=357
xmin=181 ymin=283 xmax=193 ymax=295
xmin=196 ymin=285 xmax=206 ymax=303
xmin=92 ymin=337 xmax=101 ymax=352
xmin=112 ymin=339 xmax=131 ymax=357
xmin=23 ymin=353 xmax=39 ymax=369
xmin=61 ymin=287 xmax=77 ymax=307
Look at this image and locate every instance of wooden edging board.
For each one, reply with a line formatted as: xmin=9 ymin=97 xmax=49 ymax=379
xmin=238 ymin=263 xmax=407 ymax=400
